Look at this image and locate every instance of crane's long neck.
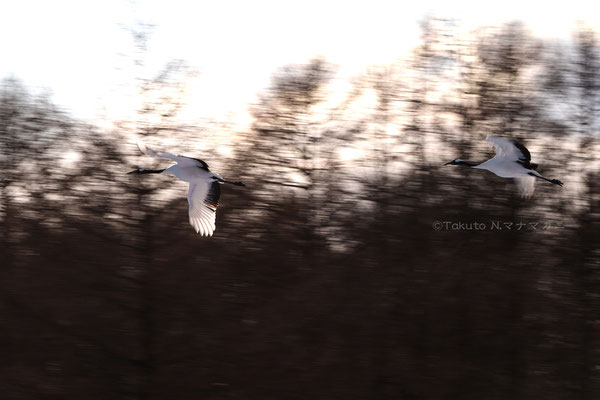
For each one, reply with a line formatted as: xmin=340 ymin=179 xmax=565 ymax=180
xmin=456 ymin=160 xmax=479 ymax=167
xmin=128 ymin=168 xmax=165 ymax=174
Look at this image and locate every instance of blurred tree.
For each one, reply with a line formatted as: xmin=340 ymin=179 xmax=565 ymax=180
xmin=245 ymin=58 xmax=346 ymax=251
xmin=574 ymin=28 xmax=600 ymax=135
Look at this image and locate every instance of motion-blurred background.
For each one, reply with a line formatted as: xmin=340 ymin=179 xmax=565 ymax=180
xmin=1 ymin=1 xmax=599 ymax=399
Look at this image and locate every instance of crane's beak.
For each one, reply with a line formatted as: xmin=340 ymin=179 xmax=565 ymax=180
xmin=443 ymin=161 xmax=453 ymax=166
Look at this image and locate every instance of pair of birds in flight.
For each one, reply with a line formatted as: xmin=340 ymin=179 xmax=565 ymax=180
xmin=130 ymin=136 xmax=563 ymax=236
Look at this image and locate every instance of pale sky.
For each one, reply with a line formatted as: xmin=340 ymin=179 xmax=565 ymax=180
xmin=1 ymin=0 xmax=599 ymax=124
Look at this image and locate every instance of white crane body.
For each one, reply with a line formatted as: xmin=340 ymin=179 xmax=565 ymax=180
xmin=129 ymin=141 xmax=244 ymax=236
xmin=445 ymin=136 xmax=563 ymax=197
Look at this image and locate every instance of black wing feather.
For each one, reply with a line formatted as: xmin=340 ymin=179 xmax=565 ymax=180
xmin=204 ymin=181 xmax=221 ymax=211
xmin=185 ymin=156 xmax=210 ymax=171
xmin=512 ymin=140 xmax=531 ymax=162
xmin=512 ymin=140 xmax=537 ymax=170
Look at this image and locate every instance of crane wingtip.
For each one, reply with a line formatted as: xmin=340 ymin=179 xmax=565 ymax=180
xmin=136 ymin=140 xmax=149 ymax=155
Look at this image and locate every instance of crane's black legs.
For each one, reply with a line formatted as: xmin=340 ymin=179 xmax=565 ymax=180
xmin=217 ymin=178 xmax=246 ymax=187
xmin=528 ymin=172 xmax=564 ymax=186
xmin=128 ymin=168 xmax=165 ymax=174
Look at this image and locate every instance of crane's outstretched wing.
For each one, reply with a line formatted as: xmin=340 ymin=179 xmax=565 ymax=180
xmin=488 ymin=137 xmax=538 ymax=196
xmin=515 ymin=176 xmax=536 ymax=198
xmin=137 ymin=140 xmax=209 ymax=169
xmin=187 ymin=181 xmax=220 ymax=236
xmin=487 ymin=136 xmax=538 ymax=171
xmin=487 ymin=136 xmax=531 ymax=163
